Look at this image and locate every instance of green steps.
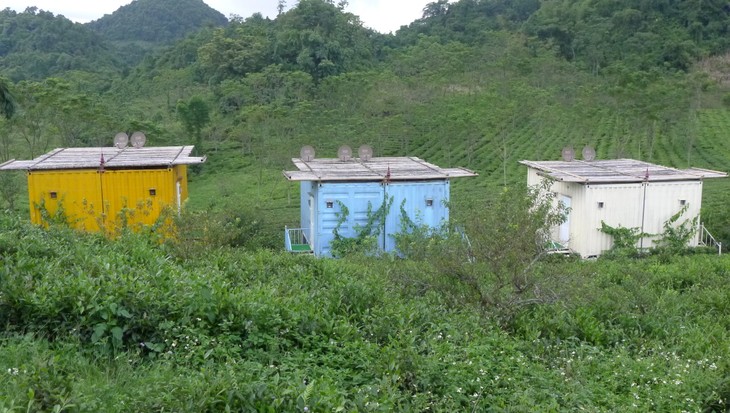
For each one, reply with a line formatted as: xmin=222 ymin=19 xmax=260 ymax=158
xmin=291 ymin=243 xmax=312 ymax=252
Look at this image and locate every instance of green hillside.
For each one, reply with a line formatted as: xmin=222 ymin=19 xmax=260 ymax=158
xmin=1 ymin=0 xmax=728 ymax=242
xmin=1 ymin=0 xmax=730 ymax=410
xmin=86 ymin=0 xmax=228 ymax=65
xmin=86 ymin=0 xmax=228 ymax=43
xmin=0 ymin=8 xmax=121 ymax=81
xmin=0 ymin=0 xmax=229 ymax=81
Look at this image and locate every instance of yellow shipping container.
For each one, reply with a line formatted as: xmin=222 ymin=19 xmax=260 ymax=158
xmin=1 ymin=145 xmax=203 ymax=234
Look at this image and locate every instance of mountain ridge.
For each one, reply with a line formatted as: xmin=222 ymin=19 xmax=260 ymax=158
xmin=85 ymin=0 xmax=228 ymax=43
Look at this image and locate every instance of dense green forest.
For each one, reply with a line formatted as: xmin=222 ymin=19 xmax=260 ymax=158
xmin=0 ymin=8 xmax=120 ymax=81
xmin=86 ymin=0 xmax=228 ymax=43
xmin=0 ymin=0 xmax=227 ymax=80
xmin=1 ymin=0 xmax=730 ymax=410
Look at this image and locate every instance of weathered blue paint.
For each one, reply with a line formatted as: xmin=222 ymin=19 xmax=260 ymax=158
xmin=384 ymin=181 xmax=450 ymax=252
xmin=300 ymin=181 xmax=313 ymax=242
xmin=300 ymin=180 xmax=451 ymax=257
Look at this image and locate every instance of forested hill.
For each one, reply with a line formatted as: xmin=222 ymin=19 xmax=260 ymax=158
xmin=0 ymin=0 xmax=229 ymax=80
xmin=0 ymin=8 xmax=120 ymax=81
xmin=3 ymin=0 xmax=730 ymax=81
xmin=86 ymin=0 xmax=228 ymax=43
xmin=397 ymin=0 xmax=730 ymax=73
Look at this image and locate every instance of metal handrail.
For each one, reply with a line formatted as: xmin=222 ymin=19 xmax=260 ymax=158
xmin=699 ymin=223 xmax=722 ymax=255
xmin=284 ymin=227 xmax=312 ymax=253
xmin=284 ymin=225 xmax=292 ymax=251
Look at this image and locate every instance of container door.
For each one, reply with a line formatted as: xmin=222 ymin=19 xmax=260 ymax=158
xmin=101 ymin=169 xmax=172 ymax=231
xmin=309 ymin=193 xmax=315 ymax=248
xmin=27 ymin=170 xmax=104 ymax=231
xmin=559 ymin=195 xmax=572 ymax=245
xmin=176 ymin=181 xmax=182 ymax=214
xmin=384 ymin=181 xmax=448 ymax=253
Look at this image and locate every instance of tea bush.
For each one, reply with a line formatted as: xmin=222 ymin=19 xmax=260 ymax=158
xmin=1 ymin=212 xmax=729 ymax=411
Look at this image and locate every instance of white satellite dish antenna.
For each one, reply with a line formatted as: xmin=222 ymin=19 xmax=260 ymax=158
xmin=337 ymin=145 xmax=352 ymax=161
xmin=358 ymin=145 xmax=373 ymax=161
xmin=582 ymin=146 xmax=596 ymax=161
xmin=130 ymin=131 xmax=146 ymax=148
xmin=300 ymin=145 xmax=315 ymax=162
xmin=561 ymin=146 xmax=575 ymax=162
xmin=113 ymin=132 xmax=129 ymax=149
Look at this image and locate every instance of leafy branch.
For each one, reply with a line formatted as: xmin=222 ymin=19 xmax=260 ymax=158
xmin=599 ymin=221 xmax=649 ymax=257
xmin=330 ymin=195 xmax=393 ymax=257
xmin=653 ymin=204 xmax=698 ymax=254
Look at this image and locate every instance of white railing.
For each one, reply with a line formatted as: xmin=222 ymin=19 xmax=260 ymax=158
xmin=699 ymin=223 xmax=722 ymax=255
xmin=285 ymin=226 xmax=313 ymax=253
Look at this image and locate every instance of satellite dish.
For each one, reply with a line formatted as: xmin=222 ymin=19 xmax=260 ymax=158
xmin=300 ymin=145 xmax=315 ymax=162
xmin=337 ymin=145 xmax=352 ymax=161
xmin=582 ymin=146 xmax=596 ymax=161
xmin=358 ymin=145 xmax=373 ymax=161
xmin=113 ymin=132 xmax=129 ymax=149
xmin=130 ymin=131 xmax=146 ymax=148
xmin=561 ymin=146 xmax=575 ymax=162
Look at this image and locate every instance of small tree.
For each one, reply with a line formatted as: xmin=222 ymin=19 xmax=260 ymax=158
xmin=0 ymin=77 xmax=17 ymax=162
xmin=0 ymin=77 xmax=16 ymax=120
xmin=277 ymin=0 xmax=287 ymax=15
xmin=176 ymin=96 xmax=210 ymax=152
xmin=653 ymin=204 xmax=699 ymax=255
xmin=399 ymin=180 xmax=568 ymax=318
xmin=0 ymin=172 xmax=21 ymax=211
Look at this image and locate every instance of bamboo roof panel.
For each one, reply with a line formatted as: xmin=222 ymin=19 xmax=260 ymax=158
xmin=284 ymin=156 xmax=477 ymax=181
xmin=0 ymin=146 xmax=206 ymax=171
xmin=520 ymin=159 xmax=727 ymax=183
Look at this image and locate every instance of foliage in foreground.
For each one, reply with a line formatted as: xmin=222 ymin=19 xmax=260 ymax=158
xmin=395 ymin=181 xmax=569 ymax=318
xmin=1 ymin=212 xmax=729 ymax=411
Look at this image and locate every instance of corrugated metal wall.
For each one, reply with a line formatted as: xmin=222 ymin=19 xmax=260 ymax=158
xmin=633 ymin=181 xmax=702 ymax=247
xmin=27 ymin=167 xmax=182 ymax=233
xmin=308 ymin=180 xmax=450 ymax=256
xmin=315 ymin=182 xmax=384 ymax=256
xmin=527 ymin=167 xmax=704 ymax=257
xmin=581 ymin=182 xmax=702 ymax=255
xmin=300 ymin=181 xmax=314 ymax=245
xmin=384 ymin=181 xmax=449 ymax=251
xmin=28 ymin=170 xmax=104 ymax=231
xmin=582 ymin=183 xmax=645 ymax=256
xmin=101 ymin=169 xmax=176 ymax=228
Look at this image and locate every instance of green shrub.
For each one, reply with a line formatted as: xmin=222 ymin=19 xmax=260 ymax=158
xmin=395 ymin=181 xmax=567 ymax=322
xmin=2 ymin=213 xmax=730 ymax=411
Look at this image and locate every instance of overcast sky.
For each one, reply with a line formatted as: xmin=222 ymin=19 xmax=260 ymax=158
xmin=2 ymin=0 xmax=432 ymax=33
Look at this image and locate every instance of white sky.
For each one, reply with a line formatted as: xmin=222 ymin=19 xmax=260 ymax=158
xmin=2 ymin=0 xmax=432 ymax=33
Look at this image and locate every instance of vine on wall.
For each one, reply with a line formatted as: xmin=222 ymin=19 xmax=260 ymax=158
xmin=600 ymin=204 xmax=699 ymax=257
xmin=330 ymin=195 xmax=393 ymax=257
